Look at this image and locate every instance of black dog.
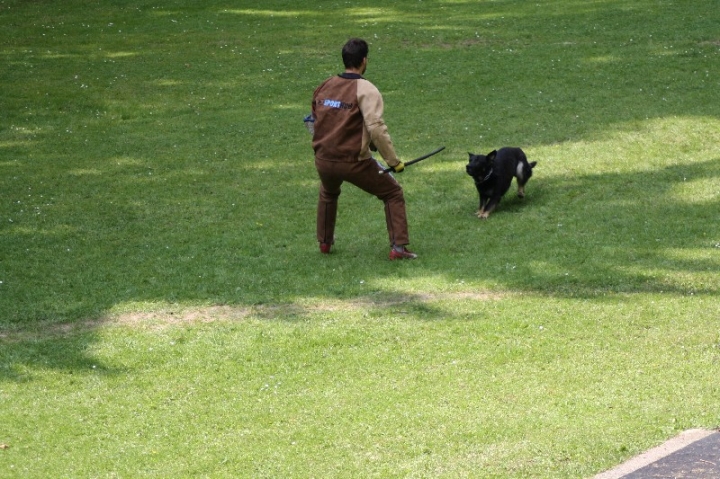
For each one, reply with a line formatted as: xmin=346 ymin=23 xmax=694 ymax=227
xmin=466 ymin=147 xmax=536 ymax=219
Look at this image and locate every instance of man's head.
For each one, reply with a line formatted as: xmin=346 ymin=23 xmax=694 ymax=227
xmin=342 ymin=38 xmax=369 ymax=73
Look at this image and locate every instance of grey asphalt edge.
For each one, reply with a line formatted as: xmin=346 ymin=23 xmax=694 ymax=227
xmin=591 ymin=429 xmax=716 ymax=479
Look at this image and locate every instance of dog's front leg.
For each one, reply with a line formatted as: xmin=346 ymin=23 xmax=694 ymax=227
xmin=476 ymin=191 xmax=486 ymax=217
xmin=476 ymin=201 xmax=485 ymax=217
xmin=479 ymin=197 xmax=500 ymax=219
xmin=477 ymin=196 xmax=488 ymax=218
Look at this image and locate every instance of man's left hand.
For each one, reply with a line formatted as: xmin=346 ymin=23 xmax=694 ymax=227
xmin=392 ymin=162 xmax=405 ymax=173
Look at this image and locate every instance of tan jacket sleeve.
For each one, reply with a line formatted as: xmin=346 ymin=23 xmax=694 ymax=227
xmin=357 ymin=80 xmax=400 ymax=167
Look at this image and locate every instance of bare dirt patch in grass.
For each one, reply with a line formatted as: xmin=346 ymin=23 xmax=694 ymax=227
xmin=699 ymin=39 xmax=720 ymax=47
xmin=0 ymin=291 xmax=507 ymax=342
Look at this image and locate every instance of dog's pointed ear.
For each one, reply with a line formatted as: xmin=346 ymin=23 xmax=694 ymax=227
xmin=529 ymin=161 xmax=537 ymax=168
xmin=468 ymin=152 xmax=473 ymax=158
xmin=487 ymin=150 xmax=497 ymax=160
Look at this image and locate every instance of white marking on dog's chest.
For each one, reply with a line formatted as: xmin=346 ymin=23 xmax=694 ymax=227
xmin=516 ymin=163 xmax=524 ymax=179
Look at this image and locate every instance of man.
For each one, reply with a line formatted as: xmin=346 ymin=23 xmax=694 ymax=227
xmin=311 ymin=38 xmax=417 ymax=260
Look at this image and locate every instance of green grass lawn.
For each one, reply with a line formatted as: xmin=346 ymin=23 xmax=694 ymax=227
xmin=1 ymin=0 xmax=719 ymax=477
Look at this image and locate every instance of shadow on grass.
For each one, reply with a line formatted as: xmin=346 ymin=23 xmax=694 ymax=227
xmin=0 ymin=330 xmax=119 ymax=381
xmin=413 ymin=155 xmax=720 ymax=295
xmin=1 ymin=0 xmax=719 ymax=379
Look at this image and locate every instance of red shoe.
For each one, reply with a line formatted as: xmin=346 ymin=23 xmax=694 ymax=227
xmin=389 ymin=246 xmax=417 ymax=260
xmin=319 ymin=243 xmax=332 ymax=254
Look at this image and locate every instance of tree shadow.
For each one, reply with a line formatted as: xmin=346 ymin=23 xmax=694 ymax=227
xmin=1 ymin=0 xmax=719 ymax=380
xmin=0 ymin=329 xmax=120 ymax=381
xmin=402 ymin=154 xmax=720 ymax=296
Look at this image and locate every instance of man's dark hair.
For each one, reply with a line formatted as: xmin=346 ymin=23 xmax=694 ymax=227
xmin=342 ymin=38 xmax=369 ymax=69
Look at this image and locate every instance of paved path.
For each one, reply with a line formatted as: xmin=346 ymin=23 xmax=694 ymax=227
xmin=593 ymin=429 xmax=720 ymax=478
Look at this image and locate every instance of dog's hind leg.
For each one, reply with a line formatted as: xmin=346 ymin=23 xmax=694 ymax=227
xmin=515 ymin=161 xmax=537 ymax=198
xmin=517 ymin=182 xmax=526 ymax=198
xmin=515 ymin=162 xmax=527 ymax=198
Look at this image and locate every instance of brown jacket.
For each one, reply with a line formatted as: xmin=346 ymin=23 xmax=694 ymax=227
xmin=312 ymin=73 xmax=400 ymax=167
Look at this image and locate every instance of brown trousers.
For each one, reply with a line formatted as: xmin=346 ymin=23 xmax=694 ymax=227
xmin=315 ymin=157 xmax=410 ymax=246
